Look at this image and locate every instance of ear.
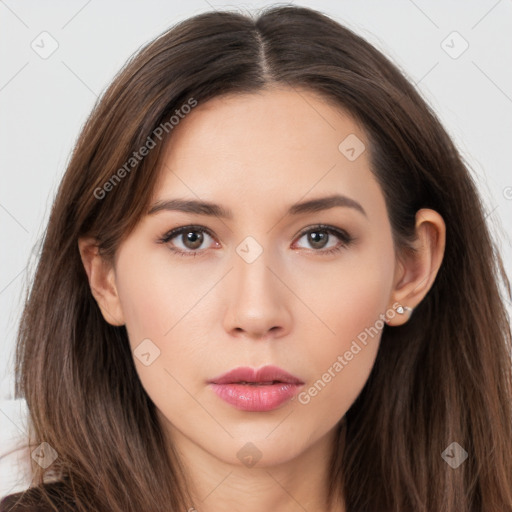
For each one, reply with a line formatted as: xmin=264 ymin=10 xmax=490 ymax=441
xmin=386 ymin=208 xmax=446 ymax=326
xmin=78 ymin=236 xmax=125 ymax=326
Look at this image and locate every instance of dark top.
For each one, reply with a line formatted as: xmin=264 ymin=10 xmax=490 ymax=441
xmin=0 ymin=481 xmax=75 ymax=512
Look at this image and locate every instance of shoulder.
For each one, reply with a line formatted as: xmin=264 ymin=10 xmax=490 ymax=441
xmin=0 ymin=481 xmax=75 ymax=512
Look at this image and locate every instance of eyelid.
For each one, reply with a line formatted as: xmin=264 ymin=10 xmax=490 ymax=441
xmin=159 ymin=224 xmax=215 ymax=241
xmin=294 ymin=223 xmax=351 ymax=241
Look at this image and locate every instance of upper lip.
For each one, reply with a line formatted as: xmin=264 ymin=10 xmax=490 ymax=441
xmin=208 ymin=365 xmax=304 ymax=385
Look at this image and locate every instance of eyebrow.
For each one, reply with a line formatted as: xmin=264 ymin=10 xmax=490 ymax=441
xmin=147 ymin=194 xmax=367 ymax=219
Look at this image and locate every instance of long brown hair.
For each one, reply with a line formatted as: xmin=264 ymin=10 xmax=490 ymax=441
xmin=7 ymin=5 xmax=512 ymax=511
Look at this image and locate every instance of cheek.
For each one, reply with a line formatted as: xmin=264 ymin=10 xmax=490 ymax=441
xmin=298 ymin=238 xmax=395 ymax=416
xmin=116 ymin=272 xmax=168 ymax=344
xmin=303 ymin=239 xmax=394 ymax=346
xmin=113 ymin=244 xmax=215 ymax=391
xmin=114 ymin=243 xmax=201 ymax=344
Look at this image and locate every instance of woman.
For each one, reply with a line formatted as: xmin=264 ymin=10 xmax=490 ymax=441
xmin=1 ymin=5 xmax=511 ymax=512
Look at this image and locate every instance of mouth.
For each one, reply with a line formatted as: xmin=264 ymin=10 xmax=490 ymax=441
xmin=208 ymin=365 xmax=304 ymax=386
xmin=208 ymin=365 xmax=304 ymax=412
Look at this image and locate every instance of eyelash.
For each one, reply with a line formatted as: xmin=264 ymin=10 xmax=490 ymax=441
xmin=157 ymin=224 xmax=354 ymax=258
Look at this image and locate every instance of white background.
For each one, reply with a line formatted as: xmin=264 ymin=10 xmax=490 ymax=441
xmin=1 ymin=0 xmax=511 ymax=496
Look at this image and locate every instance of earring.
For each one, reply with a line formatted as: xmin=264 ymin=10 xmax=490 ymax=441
xmin=396 ymin=305 xmax=412 ymax=314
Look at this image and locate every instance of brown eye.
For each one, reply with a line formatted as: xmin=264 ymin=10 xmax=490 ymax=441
xmin=159 ymin=225 xmax=217 ymax=257
xmin=305 ymin=230 xmax=329 ymax=249
xmin=294 ymin=225 xmax=353 ymax=255
xmin=180 ymin=230 xmax=204 ymax=250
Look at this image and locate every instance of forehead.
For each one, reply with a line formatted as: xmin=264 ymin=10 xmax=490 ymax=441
xmin=151 ymin=87 xmax=384 ymax=222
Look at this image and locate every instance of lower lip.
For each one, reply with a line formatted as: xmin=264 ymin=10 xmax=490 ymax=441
xmin=209 ymin=382 xmax=303 ymax=412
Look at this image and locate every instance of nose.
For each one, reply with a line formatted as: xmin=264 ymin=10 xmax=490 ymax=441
xmin=222 ymin=243 xmax=292 ymax=341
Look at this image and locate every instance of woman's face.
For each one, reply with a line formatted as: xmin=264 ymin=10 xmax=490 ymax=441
xmin=109 ymin=87 xmax=401 ymax=468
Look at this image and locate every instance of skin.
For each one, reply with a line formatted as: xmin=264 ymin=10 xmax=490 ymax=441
xmin=79 ymin=87 xmax=446 ymax=512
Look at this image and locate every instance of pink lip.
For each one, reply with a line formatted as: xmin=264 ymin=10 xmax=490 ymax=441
xmin=208 ymin=365 xmax=304 ymax=412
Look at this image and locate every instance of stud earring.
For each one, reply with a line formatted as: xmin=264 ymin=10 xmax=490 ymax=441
xmin=396 ymin=305 xmax=412 ymax=314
